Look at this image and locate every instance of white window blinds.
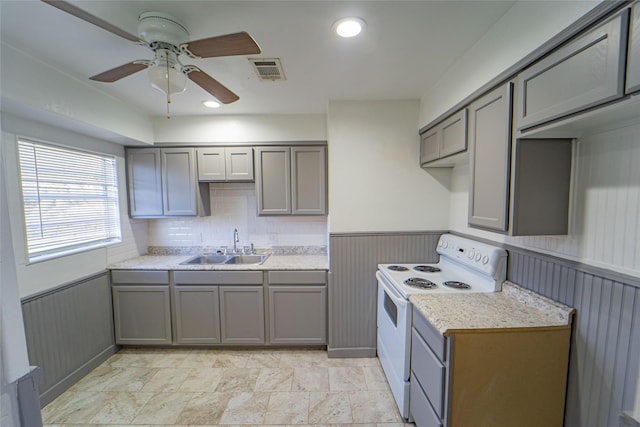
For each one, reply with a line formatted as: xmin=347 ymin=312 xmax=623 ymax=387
xmin=17 ymin=139 xmax=122 ymax=262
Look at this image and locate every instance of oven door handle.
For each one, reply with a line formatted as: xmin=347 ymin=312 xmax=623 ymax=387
xmin=376 ymin=271 xmax=408 ymax=307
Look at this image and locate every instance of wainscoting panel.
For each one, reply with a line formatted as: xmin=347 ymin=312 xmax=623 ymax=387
xmin=328 ymin=232 xmax=443 ymax=357
xmin=21 ymin=272 xmax=117 ymax=406
xmin=509 ymin=249 xmax=640 ymax=427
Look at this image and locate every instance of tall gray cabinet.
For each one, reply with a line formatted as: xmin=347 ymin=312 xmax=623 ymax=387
xmin=255 ymin=145 xmax=327 ymax=215
xmin=468 ymin=82 xmax=513 ymax=232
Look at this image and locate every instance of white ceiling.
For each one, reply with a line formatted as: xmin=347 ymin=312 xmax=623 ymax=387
xmin=1 ymin=0 xmax=517 ymax=118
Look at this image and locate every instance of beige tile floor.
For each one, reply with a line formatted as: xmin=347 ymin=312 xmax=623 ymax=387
xmin=42 ymin=348 xmax=415 ymax=427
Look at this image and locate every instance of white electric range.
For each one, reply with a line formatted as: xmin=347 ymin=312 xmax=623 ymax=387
xmin=376 ymin=234 xmax=507 ymax=420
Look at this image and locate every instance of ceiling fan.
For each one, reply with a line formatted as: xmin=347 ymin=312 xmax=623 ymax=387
xmin=41 ymin=0 xmax=261 ymax=115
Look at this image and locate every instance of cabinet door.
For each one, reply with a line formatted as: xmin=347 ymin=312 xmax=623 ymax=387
xmin=627 ymin=3 xmax=640 ymax=94
xmin=269 ymin=286 xmax=326 ymax=344
xmin=516 ymin=12 xmax=627 ymax=130
xmin=468 ymin=82 xmax=513 ymax=232
xmin=161 ymin=147 xmax=198 ymax=216
xmin=420 ymin=127 xmax=440 ymax=165
xmin=291 ymin=146 xmax=327 ymax=215
xmin=112 ymin=285 xmax=172 ymax=345
xmin=255 ymin=147 xmax=291 ymax=215
xmin=173 ymin=286 xmax=220 ymax=344
xmin=219 ymin=286 xmax=265 ymax=344
xmin=197 ymin=148 xmax=226 ymax=181
xmin=226 ymin=148 xmax=254 ymax=181
xmin=127 ymin=148 xmax=163 ymax=217
xmin=439 ymin=109 xmax=467 ymax=158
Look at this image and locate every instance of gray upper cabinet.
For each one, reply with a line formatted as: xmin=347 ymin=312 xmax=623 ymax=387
xmin=291 ymin=146 xmax=327 ymax=215
xmin=468 ymin=82 xmax=513 ymax=232
xmin=420 ymin=109 xmax=467 ymax=167
xmin=516 ymin=11 xmax=628 ymax=131
xmin=256 ymin=146 xmax=327 ymax=215
xmin=627 ymin=3 xmax=640 ymax=94
xmin=127 ymin=147 xmax=210 ymax=218
xmin=127 ymin=148 xmax=163 ymax=217
xmin=162 ymin=147 xmax=198 ymax=216
xmin=197 ymin=147 xmax=254 ymax=182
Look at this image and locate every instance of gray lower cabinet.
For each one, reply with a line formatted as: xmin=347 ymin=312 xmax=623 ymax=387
xmin=516 ymin=10 xmax=628 ymax=131
xmin=127 ymin=147 xmax=210 ymax=218
xmin=111 ymin=270 xmax=172 ymax=345
xmin=267 ymin=270 xmax=327 ymax=345
xmin=420 ymin=109 xmax=467 ymax=166
xmin=173 ymin=286 xmax=220 ymax=344
xmin=255 ymin=146 xmax=327 ymax=215
xmin=627 ymin=3 xmax=640 ymax=94
xmin=219 ymin=286 xmax=265 ymax=344
xmin=468 ymin=82 xmax=513 ymax=232
xmin=197 ymin=147 xmax=254 ymax=182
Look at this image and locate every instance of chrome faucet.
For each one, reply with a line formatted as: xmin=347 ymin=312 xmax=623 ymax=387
xmin=233 ymin=228 xmax=239 ymax=253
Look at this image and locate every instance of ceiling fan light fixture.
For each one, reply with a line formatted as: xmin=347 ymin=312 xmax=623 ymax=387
xmin=334 ymin=17 xmax=366 ymax=38
xmin=203 ymin=100 xmax=221 ymax=109
xmin=148 ymin=63 xmax=187 ymax=95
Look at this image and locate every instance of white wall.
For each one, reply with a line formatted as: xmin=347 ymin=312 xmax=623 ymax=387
xmin=152 ymin=114 xmax=327 ymax=143
xmin=419 ymin=0 xmax=600 ymax=126
xmin=327 ymin=100 xmax=450 ymax=233
xmin=1 ymin=114 xmax=147 ymax=298
xmin=1 ymin=42 xmax=154 ymax=145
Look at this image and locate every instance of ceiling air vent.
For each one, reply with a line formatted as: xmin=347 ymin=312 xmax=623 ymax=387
xmin=249 ymin=58 xmax=286 ymax=81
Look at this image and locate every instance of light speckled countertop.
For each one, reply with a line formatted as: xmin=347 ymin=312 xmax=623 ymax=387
xmin=409 ymin=281 xmax=575 ymax=335
xmin=108 ymin=254 xmax=329 ymax=271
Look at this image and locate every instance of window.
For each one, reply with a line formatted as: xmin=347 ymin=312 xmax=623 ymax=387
xmin=17 ymin=138 xmax=122 ymax=262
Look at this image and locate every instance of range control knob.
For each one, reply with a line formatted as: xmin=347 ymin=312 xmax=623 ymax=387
xmin=482 ymin=255 xmax=490 ymax=265
xmin=443 ymin=241 xmax=449 ymax=249
xmin=468 ymin=249 xmax=475 ymax=259
xmin=475 ymin=252 xmax=482 ymax=262
xmin=438 ymin=240 xmax=443 ymax=247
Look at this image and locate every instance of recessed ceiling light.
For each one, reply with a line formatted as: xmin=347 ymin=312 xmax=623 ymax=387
xmin=202 ymin=100 xmax=221 ymax=109
xmin=334 ymin=17 xmax=366 ymax=38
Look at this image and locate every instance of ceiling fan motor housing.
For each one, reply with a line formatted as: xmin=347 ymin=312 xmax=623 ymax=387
xmin=138 ymin=11 xmax=190 ymax=46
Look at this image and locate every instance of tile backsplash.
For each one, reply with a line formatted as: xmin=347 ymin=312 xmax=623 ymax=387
xmin=147 ymin=182 xmax=328 ymax=249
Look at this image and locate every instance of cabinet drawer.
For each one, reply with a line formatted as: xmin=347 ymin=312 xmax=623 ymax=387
xmin=413 ymin=307 xmax=445 ymax=360
xmin=412 ymin=328 xmax=445 ymax=418
xmin=410 ymin=375 xmax=443 ymax=427
xmin=111 ymin=270 xmax=169 ymax=285
xmin=174 ymin=270 xmax=263 ymax=285
xmin=516 ymin=11 xmax=628 ymax=130
xmin=268 ymin=270 xmax=326 ymax=285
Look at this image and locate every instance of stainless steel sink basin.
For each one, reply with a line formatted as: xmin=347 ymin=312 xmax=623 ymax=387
xmin=223 ymin=255 xmax=269 ymax=265
xmin=180 ymin=254 xmax=269 ymax=265
xmin=180 ymin=254 xmax=233 ymax=265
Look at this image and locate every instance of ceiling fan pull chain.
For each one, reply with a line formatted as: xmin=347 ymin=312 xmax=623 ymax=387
xmin=165 ymin=50 xmax=171 ymax=119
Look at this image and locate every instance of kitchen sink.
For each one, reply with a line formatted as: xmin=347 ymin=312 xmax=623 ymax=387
xmin=223 ymin=255 xmax=269 ymax=265
xmin=180 ymin=254 xmax=269 ymax=265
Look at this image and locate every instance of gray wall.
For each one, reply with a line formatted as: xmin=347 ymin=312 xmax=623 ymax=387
xmin=21 ymin=272 xmax=117 ymax=406
xmin=328 ymin=232 xmax=443 ymax=357
xmin=508 ymin=247 xmax=640 ymax=427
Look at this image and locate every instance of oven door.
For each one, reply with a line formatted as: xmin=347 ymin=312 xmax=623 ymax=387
xmin=376 ymin=271 xmax=411 ymax=419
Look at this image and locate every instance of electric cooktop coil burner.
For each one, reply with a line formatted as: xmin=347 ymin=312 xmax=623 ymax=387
xmin=387 ymin=265 xmax=409 ymax=272
xmin=404 ymin=277 xmax=437 ymax=289
xmin=443 ymin=281 xmax=471 ymax=290
xmin=413 ymin=265 xmax=442 ymax=273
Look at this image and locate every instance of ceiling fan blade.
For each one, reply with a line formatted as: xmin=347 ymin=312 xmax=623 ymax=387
xmin=184 ymin=32 xmax=261 ymax=58
xmin=90 ymin=62 xmax=149 ymax=82
xmin=187 ymin=68 xmax=239 ymax=104
xmin=41 ymin=0 xmax=141 ymax=43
